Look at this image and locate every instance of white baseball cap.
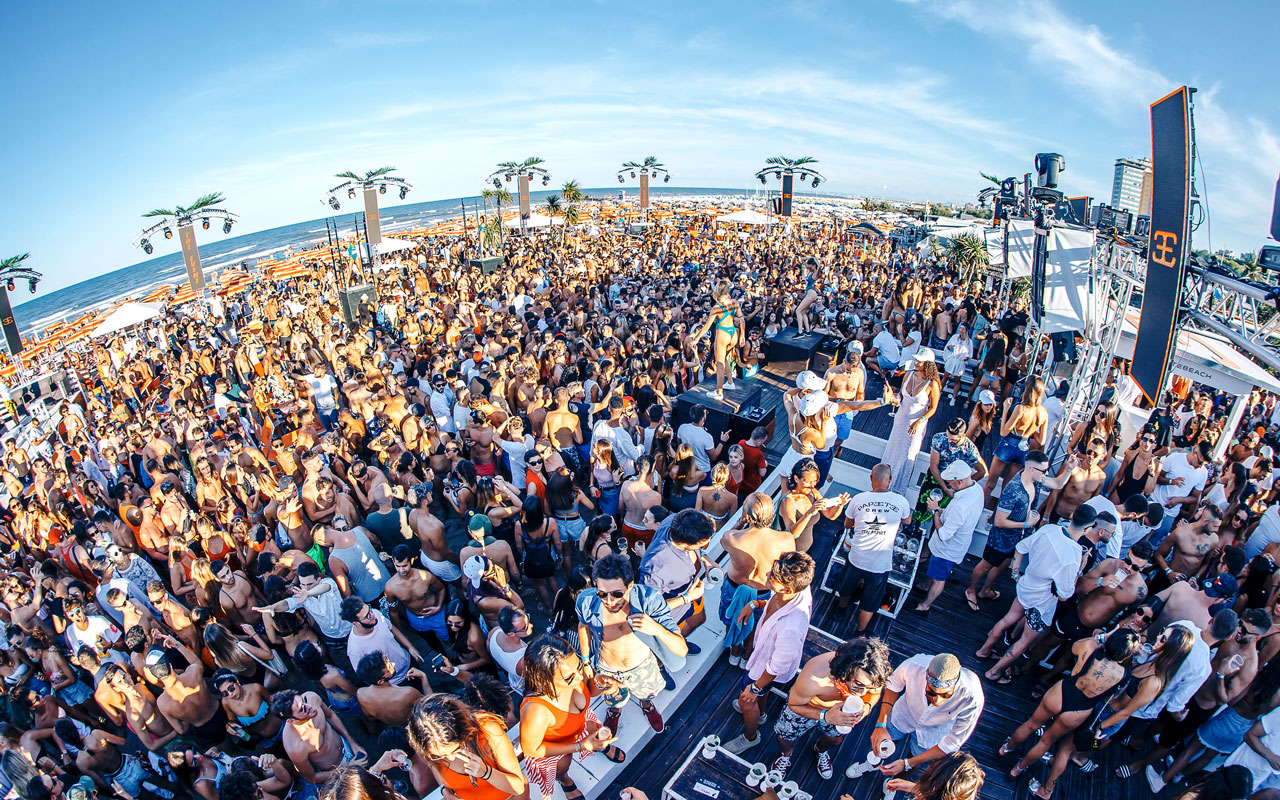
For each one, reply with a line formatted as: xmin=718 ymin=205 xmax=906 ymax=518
xmin=796 ymin=371 xmax=825 ymax=392
xmin=912 ymin=349 xmax=935 ymax=363
xmin=941 ymin=460 xmax=972 ymax=481
xmin=979 ymin=390 xmax=997 ymax=405
xmin=798 ymin=390 xmax=830 ymax=417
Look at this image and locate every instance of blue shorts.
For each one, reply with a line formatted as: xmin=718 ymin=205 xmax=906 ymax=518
xmin=926 ymin=556 xmax=958 ymax=582
xmin=835 ymin=411 xmax=854 ymax=440
xmin=1198 ymin=706 xmax=1254 ymax=754
xmin=993 ymin=434 xmax=1029 ymax=465
xmin=406 ymin=606 xmax=447 ymax=639
xmin=877 ymin=355 xmax=900 ymax=372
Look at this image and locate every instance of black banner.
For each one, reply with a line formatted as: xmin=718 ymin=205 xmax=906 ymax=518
xmin=1132 ymin=87 xmax=1192 ymax=404
xmin=781 ymin=173 xmax=794 ymax=217
xmin=0 ymin=289 xmax=22 ymax=356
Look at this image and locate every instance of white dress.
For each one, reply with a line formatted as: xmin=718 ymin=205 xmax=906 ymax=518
xmin=886 ymin=377 xmax=933 ymax=497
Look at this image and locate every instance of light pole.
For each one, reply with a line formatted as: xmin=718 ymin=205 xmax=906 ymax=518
xmin=617 ymin=157 xmax=670 ymax=213
xmin=323 ymin=167 xmax=412 ymax=249
xmin=754 ymin=156 xmax=825 ymax=218
xmin=488 ymin=158 xmax=551 ymax=234
xmin=134 ymin=193 xmax=238 ymax=292
xmin=0 ymin=254 xmax=40 ymax=356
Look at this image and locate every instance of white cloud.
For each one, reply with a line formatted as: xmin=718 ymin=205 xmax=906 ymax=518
xmin=902 ymin=0 xmax=1279 ymax=250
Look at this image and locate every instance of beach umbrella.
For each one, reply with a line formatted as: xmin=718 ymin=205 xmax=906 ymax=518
xmin=90 ymin=302 xmax=164 ymax=338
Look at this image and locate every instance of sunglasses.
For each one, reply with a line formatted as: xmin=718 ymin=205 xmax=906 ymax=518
xmin=598 ymin=589 xmax=628 ymax=600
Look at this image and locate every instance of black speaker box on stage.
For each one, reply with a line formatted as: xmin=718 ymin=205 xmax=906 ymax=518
xmin=674 ymin=377 xmax=776 ymax=445
xmin=765 ymin=326 xmax=824 ymax=379
xmin=339 ymin=284 xmax=376 ymax=328
xmin=808 ymin=335 xmax=845 ymax=375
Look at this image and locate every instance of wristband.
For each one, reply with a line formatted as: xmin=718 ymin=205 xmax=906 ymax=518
xmin=820 ymin=709 xmax=828 ymax=723
xmin=875 ymin=722 xmax=888 ymax=728
xmin=1098 ymin=577 xmax=1104 ymax=587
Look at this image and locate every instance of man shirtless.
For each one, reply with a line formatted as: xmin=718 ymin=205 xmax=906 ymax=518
xmin=1046 ymin=439 xmax=1110 ymax=522
xmin=146 ymin=637 xmax=228 ymax=748
xmin=577 ymin=554 xmax=689 ymax=733
xmin=146 ymin=580 xmax=199 ymax=653
xmin=104 ymin=587 xmax=158 ymax=639
xmin=1151 ymin=505 xmax=1224 ymax=594
xmin=619 ymin=456 xmax=664 ymax=549
xmin=70 ymin=724 xmax=177 ymax=800
xmin=274 ymin=689 xmax=366 ymax=786
xmin=546 ymin=387 xmax=585 ymax=472
xmin=1149 ymin=572 xmax=1240 ymax=634
xmin=77 ymin=649 xmax=127 ymax=727
xmin=353 ymin=654 xmax=431 ymax=727
xmin=825 ymin=350 xmax=866 ymax=458
xmin=210 ymin=559 xmax=265 ymax=629
xmin=302 ymin=475 xmax=359 ymax=526
xmin=103 ymin=663 xmax=178 ymax=751
xmin=385 ymin=546 xmax=449 ymax=648
xmin=719 ymin=493 xmax=794 ymax=629
xmin=134 ymin=498 xmax=170 ymax=562
xmin=406 ymin=484 xmax=459 ymax=583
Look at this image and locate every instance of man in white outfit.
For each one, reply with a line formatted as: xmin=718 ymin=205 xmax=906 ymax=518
xmin=915 ymin=461 xmax=984 ymax=613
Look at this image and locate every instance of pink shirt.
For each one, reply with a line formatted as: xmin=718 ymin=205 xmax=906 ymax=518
xmin=746 ymin=588 xmax=813 ymax=683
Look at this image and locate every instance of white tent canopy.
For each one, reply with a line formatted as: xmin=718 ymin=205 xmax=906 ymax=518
xmin=374 ymin=237 xmax=414 ymax=255
xmin=1116 ymin=308 xmax=1280 ymax=395
xmin=91 ymin=302 xmax=164 ymax=338
xmin=715 ymin=209 xmax=774 ymax=226
xmin=504 ymin=213 xmax=563 ymax=229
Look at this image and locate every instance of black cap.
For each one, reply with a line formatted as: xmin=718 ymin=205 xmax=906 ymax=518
xmin=1054 ymin=380 xmax=1070 ymax=397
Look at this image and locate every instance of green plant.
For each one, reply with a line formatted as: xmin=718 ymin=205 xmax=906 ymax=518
xmin=0 ymin=253 xmax=31 ymax=272
xmin=561 ymin=180 xmax=584 ymax=205
xmin=143 ymin=192 xmax=226 ymax=219
xmin=947 ymin=233 xmax=990 ymax=283
xmin=335 ymin=167 xmax=396 ymax=182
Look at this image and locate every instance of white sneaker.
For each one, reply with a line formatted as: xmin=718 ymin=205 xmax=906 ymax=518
xmin=710 ymin=391 xmax=725 ymax=401
xmin=729 ymin=654 xmax=742 ymax=668
xmin=845 ymin=761 xmax=868 ymax=779
xmin=732 ymin=697 xmax=741 ymax=713
xmin=724 ymin=380 xmax=737 ymax=390
xmin=1145 ymin=765 xmax=1167 ymax=794
xmin=949 ymin=396 xmax=956 ymax=406
xmin=723 ymin=733 xmax=760 ymax=754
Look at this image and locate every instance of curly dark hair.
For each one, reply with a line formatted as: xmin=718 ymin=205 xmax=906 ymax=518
xmin=914 ymin=751 xmax=985 ymax=800
xmin=829 ymin=637 xmax=893 ymax=688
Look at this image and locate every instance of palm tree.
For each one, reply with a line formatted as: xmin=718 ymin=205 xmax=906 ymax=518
xmin=979 ymin=172 xmax=1002 ymax=186
xmin=765 ymin=156 xmax=819 ymax=170
xmin=479 ymin=187 xmax=513 ymax=255
xmin=947 ymin=233 xmax=990 ymax=284
xmin=561 ymin=180 xmax=584 ymax=205
xmin=0 ymin=253 xmax=31 ymax=273
xmin=335 ymin=166 xmax=397 ymax=182
xmin=142 ymin=192 xmax=226 ymax=220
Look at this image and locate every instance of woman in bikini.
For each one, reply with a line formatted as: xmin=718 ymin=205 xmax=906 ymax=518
xmin=695 ymin=464 xmax=740 ymax=531
xmin=693 ymin=279 xmax=742 ymax=401
xmin=1110 ymin=423 xmax=1161 ymax=504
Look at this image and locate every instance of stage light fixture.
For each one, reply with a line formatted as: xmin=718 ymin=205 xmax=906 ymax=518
xmin=348 ymin=188 xmax=357 ymax=199
xmin=140 ymin=239 xmax=152 ymax=254
xmin=542 ymin=177 xmax=549 ymax=186
xmin=775 ymin=171 xmax=782 ymax=179
xmin=223 ymin=220 xmax=233 ymax=234
xmin=812 ymin=179 xmax=819 ymax=188
xmin=379 ymin=184 xmax=386 ymax=194
xmin=631 ymin=171 xmax=636 ymax=178
xmin=27 ymin=281 xmax=36 ymax=294
xmin=664 ymin=175 xmax=670 ymax=183
xmin=6 ymin=281 xmax=14 ymax=292
xmin=505 ymin=175 xmax=511 ymax=182
xmin=163 ymin=227 xmax=173 ymax=239
xmin=329 ymin=197 xmax=341 ymax=210
xmin=759 ymin=175 xmax=767 ymax=185
xmin=618 ymin=176 xmax=624 ymax=184
xmin=399 ymin=187 xmax=408 ymax=200
xmin=202 ymin=217 xmax=210 ymax=230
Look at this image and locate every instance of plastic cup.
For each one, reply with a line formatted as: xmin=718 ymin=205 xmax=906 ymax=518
xmin=700 ymin=735 xmax=720 ymax=759
xmin=867 ymin=753 xmax=882 ymax=766
xmin=878 ymin=738 xmax=897 ymax=758
xmin=708 ymin=567 xmax=724 ymax=584
xmin=764 ymin=770 xmax=784 ymax=789
xmin=779 ymin=781 xmax=799 ymax=800
xmin=746 ymin=764 xmax=766 ymax=788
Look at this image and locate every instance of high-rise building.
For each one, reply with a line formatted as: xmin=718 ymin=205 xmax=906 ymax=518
xmin=1112 ymin=157 xmax=1151 ymax=214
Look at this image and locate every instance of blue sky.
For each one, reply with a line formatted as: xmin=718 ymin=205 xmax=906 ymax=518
xmin=3 ymin=0 xmax=1277 ymax=294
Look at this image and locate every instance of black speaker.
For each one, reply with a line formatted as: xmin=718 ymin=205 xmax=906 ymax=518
xmin=339 ymin=284 xmax=376 ymax=328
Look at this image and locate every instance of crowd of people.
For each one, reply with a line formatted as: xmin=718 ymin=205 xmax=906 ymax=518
xmin=0 ymin=210 xmax=1278 ymax=800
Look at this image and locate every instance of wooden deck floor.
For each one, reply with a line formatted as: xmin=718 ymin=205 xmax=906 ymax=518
xmin=602 ymin=386 xmax=1165 ymax=800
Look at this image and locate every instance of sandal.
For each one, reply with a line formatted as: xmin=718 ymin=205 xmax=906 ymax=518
xmin=965 ymin=591 xmax=981 ymax=612
xmin=994 ymin=671 xmax=1014 ymax=685
xmin=1115 ymin=764 xmax=1135 ymax=780
xmin=560 ymin=779 xmax=585 ymax=800
xmin=1028 ymin=779 xmax=1053 ymax=800
xmin=997 ymin=738 xmax=1015 ymax=757
xmin=1077 ymin=759 xmax=1100 ymax=774
xmin=978 ymin=590 xmax=1002 ymax=602
xmin=601 ymin=744 xmax=626 ymax=763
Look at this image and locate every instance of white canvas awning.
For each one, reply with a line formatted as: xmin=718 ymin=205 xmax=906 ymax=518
xmin=1116 ymin=308 xmax=1280 ymax=395
xmin=715 ymin=209 xmax=774 ymax=226
xmin=374 ymin=237 xmax=414 ymax=255
xmin=504 ymin=213 xmax=563 ymax=229
xmin=91 ymin=302 xmax=164 ymax=338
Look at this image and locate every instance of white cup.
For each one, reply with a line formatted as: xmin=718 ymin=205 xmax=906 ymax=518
xmin=878 ymin=738 xmax=897 ymax=758
xmin=708 ymin=567 xmax=724 ymax=584
xmin=867 ymin=753 xmax=882 ymax=766
xmin=779 ymin=781 xmax=799 ymax=800
xmin=883 ymin=779 xmax=898 ymax=799
xmin=746 ymin=764 xmax=766 ymax=788
xmin=764 ymin=770 xmax=784 ymax=789
xmin=700 ymin=735 xmax=720 ymax=759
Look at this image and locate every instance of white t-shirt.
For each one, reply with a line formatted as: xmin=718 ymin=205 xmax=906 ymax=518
xmin=872 ymin=330 xmax=901 ymax=364
xmin=843 ymin=490 xmax=912 ymax=573
xmin=677 ymin=423 xmax=716 ymax=473
xmin=66 ymin=615 xmax=123 ymax=665
xmin=1242 ymin=456 xmax=1276 ymax=492
xmin=498 ymin=435 xmax=536 ymax=491
xmin=1149 ymin=452 xmax=1207 ymax=513
xmin=929 ymin=483 xmax=984 ymax=563
xmin=1014 ymin=524 xmax=1083 ymax=621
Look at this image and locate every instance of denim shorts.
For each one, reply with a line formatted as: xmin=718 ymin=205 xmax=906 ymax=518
xmin=993 ymin=434 xmax=1029 ymax=465
xmin=1198 ymin=706 xmax=1254 ymax=754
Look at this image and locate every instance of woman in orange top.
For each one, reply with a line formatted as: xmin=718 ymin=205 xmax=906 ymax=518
xmin=519 ymin=635 xmax=624 ymax=800
xmin=408 ymin=694 xmax=526 ymax=800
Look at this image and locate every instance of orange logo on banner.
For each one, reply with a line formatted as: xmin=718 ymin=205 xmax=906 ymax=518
xmin=1152 ymin=230 xmax=1178 ymax=267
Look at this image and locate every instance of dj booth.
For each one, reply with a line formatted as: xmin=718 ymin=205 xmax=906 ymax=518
xmin=766 ymin=326 xmax=843 ymax=378
xmin=673 ymin=376 xmax=776 ymax=444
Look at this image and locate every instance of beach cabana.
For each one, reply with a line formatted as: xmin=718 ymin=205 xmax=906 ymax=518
xmin=504 ymin=213 xmax=563 ymax=229
xmin=715 ymin=209 xmax=774 ymax=226
xmin=90 ymin=302 xmax=163 ymax=338
xmin=374 ymin=237 xmax=414 ymax=255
